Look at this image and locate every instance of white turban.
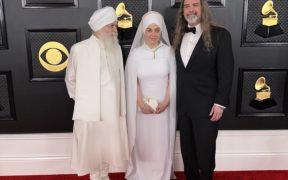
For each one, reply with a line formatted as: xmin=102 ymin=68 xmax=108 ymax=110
xmin=142 ymin=11 xmax=164 ymax=33
xmin=88 ymin=6 xmax=117 ymax=32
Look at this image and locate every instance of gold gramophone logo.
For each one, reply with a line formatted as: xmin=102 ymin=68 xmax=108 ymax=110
xmin=115 ymin=2 xmax=135 ymax=41
xmin=249 ymin=76 xmax=277 ymax=110
xmin=255 ymin=77 xmax=271 ymax=100
xmin=38 ymin=41 xmax=69 ymax=72
xmin=254 ymin=0 xmax=284 ymax=38
xmin=116 ymin=2 xmax=133 ymax=29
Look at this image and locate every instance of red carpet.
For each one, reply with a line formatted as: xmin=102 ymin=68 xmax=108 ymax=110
xmin=0 ymin=171 xmax=288 ymax=180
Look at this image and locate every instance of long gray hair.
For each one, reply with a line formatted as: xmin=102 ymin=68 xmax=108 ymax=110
xmin=172 ymin=0 xmax=216 ymax=50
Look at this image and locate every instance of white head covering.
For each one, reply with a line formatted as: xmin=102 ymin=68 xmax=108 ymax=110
xmin=130 ymin=11 xmax=170 ymax=52
xmin=88 ymin=6 xmax=117 ymax=32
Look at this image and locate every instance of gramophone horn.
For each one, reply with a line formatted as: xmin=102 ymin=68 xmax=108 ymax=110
xmin=262 ymin=0 xmax=275 ymax=15
xmin=116 ymin=2 xmax=125 ymax=17
xmin=255 ymin=77 xmax=266 ymax=91
xmin=255 ymin=76 xmax=271 ymax=92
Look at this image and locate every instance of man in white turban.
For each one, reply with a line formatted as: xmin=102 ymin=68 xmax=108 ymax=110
xmin=65 ymin=6 xmax=129 ymax=180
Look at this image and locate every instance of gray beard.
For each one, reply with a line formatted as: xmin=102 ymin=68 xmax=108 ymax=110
xmin=98 ymin=32 xmax=119 ymax=54
xmin=186 ymin=13 xmax=199 ymax=26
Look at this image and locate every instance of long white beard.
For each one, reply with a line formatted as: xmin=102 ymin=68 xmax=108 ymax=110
xmin=98 ymin=32 xmax=119 ymax=53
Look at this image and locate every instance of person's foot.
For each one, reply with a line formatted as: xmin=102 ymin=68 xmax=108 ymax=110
xmin=100 ymin=162 xmax=109 ymax=180
xmin=170 ymin=172 xmax=177 ymax=179
xmin=90 ymin=172 xmax=101 ymax=180
xmin=101 ymin=176 xmax=110 ymax=180
xmin=90 ymin=176 xmax=101 ymax=180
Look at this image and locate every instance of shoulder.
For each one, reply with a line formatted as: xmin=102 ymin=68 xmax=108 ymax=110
xmin=73 ymin=38 xmax=90 ymax=48
xmin=160 ymin=43 xmax=171 ymax=50
xmin=211 ymin=26 xmax=232 ymax=43
xmin=158 ymin=43 xmax=173 ymax=55
xmin=211 ymin=26 xmax=231 ymax=36
xmin=162 ymin=43 xmax=174 ymax=55
xmin=129 ymin=46 xmax=144 ymax=60
xmin=72 ymin=37 xmax=99 ymax=50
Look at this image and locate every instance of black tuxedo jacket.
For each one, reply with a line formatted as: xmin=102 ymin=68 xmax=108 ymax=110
xmin=176 ymin=26 xmax=234 ymax=118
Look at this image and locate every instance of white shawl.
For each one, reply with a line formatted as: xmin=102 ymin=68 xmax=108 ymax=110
xmin=65 ymin=35 xmax=126 ymax=122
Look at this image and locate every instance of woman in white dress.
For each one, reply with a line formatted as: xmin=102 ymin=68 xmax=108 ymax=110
xmin=125 ymin=11 xmax=176 ymax=180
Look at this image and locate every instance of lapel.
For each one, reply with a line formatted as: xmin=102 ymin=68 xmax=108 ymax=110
xmin=175 ymin=47 xmax=185 ymax=70
xmin=186 ymin=35 xmax=203 ymax=70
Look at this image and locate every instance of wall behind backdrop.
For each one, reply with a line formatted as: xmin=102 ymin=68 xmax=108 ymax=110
xmin=0 ymin=0 xmax=287 ymax=134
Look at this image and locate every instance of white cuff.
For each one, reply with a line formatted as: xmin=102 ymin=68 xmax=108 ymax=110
xmin=214 ymin=103 xmax=226 ymax=109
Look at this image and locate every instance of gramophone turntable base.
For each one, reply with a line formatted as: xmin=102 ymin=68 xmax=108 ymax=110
xmin=254 ymin=24 xmax=284 ymax=38
xmin=249 ymin=98 xmax=277 ymax=110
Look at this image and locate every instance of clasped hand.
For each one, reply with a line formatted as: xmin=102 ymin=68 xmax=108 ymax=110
xmin=139 ymin=101 xmax=169 ymax=114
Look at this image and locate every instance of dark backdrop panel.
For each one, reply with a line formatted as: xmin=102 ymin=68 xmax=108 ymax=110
xmin=0 ymin=71 xmax=16 ymax=121
xmin=26 ymin=29 xmax=80 ymax=81
xmin=0 ymin=0 xmax=287 ymax=133
xmin=22 ymin=0 xmax=79 ymax=8
xmin=242 ymin=0 xmax=288 ymax=46
xmin=237 ymin=69 xmax=287 ymax=117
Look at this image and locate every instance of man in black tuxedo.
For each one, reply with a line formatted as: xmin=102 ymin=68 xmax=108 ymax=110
xmin=172 ymin=0 xmax=234 ymax=179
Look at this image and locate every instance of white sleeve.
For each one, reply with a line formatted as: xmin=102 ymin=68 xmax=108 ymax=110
xmin=65 ymin=45 xmax=77 ymax=100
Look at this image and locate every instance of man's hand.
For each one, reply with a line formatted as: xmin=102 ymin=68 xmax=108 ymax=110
xmin=209 ymin=105 xmax=224 ymax=122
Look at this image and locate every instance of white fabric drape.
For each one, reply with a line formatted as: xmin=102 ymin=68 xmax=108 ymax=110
xmin=65 ymin=35 xmax=129 ymax=176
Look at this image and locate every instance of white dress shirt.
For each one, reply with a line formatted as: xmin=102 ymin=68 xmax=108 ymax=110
xmin=180 ymin=24 xmax=226 ymax=109
xmin=180 ymin=24 xmax=202 ymax=67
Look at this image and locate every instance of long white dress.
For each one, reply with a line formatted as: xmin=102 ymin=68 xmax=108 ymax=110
xmin=125 ymin=42 xmax=176 ymax=180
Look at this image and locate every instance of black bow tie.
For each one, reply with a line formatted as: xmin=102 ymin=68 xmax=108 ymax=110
xmin=185 ymin=26 xmax=196 ymax=34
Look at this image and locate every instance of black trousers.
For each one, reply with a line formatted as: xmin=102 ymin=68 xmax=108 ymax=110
xmin=178 ymin=113 xmax=218 ymax=180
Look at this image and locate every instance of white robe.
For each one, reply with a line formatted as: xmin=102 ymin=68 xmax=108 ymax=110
xmin=65 ymin=35 xmax=129 ymax=176
xmin=125 ymin=42 xmax=176 ymax=180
